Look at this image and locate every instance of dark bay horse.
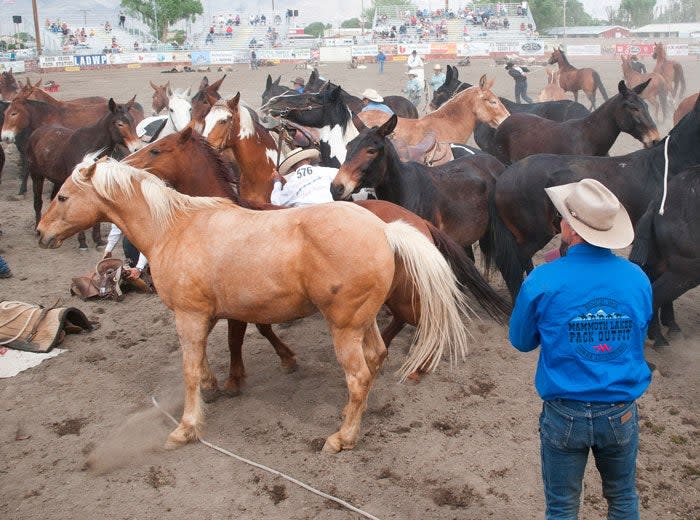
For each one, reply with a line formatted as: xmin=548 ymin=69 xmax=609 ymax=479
xmin=620 ymin=55 xmax=669 ymax=122
xmin=548 ymin=48 xmax=609 ymax=109
xmin=492 ymin=80 xmax=659 ymax=165
xmin=630 ymin=166 xmax=700 ymax=347
xmin=331 ymin=113 xmax=506 ymax=261
xmin=38 ymin=158 xmax=472 ymax=453
xmin=653 ymin=42 xmax=686 ymax=100
xmin=27 ymin=97 xmax=142 ymax=249
xmin=484 ymin=94 xmax=700 ymax=300
xmin=0 ymin=70 xmax=20 ymax=101
xmin=126 ymin=129 xmax=510 ymax=390
xmin=430 ymin=65 xmax=590 ymax=155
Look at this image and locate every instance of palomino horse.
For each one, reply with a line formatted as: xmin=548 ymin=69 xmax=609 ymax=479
xmin=630 ymin=165 xmax=700 ymax=347
xmin=0 ymin=70 xmax=20 ymax=100
xmin=493 ymin=80 xmax=659 ymax=165
xmin=38 ymin=157 xmax=472 ymax=452
xmin=27 ymin=97 xmax=142 ymax=249
xmin=358 ymin=75 xmax=510 ymax=146
xmin=548 ymin=48 xmax=609 ymax=109
xmin=430 ymin=65 xmax=590 ymax=156
xmin=538 ymin=68 xmax=568 ymax=102
xmin=127 ymin=128 xmax=510 ymax=389
xmin=620 ymin=55 xmax=669 ymax=122
xmin=652 ymin=42 xmax=686 ymax=100
xmin=331 ymin=113 xmax=506 ymax=261
xmin=483 ymin=93 xmax=700 ymax=300
xmin=673 ymin=92 xmax=698 ymax=125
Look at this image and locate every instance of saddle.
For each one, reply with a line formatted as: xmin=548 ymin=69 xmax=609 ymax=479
xmin=70 ymin=258 xmax=142 ymax=302
xmin=391 ymin=132 xmax=455 ymax=167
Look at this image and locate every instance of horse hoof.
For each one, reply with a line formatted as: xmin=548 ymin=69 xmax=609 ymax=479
xmin=201 ymin=387 xmax=220 ymax=403
xmin=653 ymin=339 xmax=670 ymax=348
xmin=222 ymin=379 xmax=243 ymax=397
xmin=280 ymin=360 xmax=298 ymax=374
xmin=164 ymin=425 xmax=197 ymax=449
xmin=322 ymin=435 xmax=342 ymax=454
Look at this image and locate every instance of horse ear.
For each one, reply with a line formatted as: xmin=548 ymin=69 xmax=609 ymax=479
xmin=378 ymin=114 xmax=398 ymax=137
xmin=227 ymin=92 xmax=241 ymax=110
xmin=184 ymin=86 xmax=192 ymax=98
xmin=34 ymin=78 xmax=42 ymax=88
xmin=108 ymin=98 xmax=117 ymax=113
xmin=167 ymin=85 xmax=173 ymax=97
xmin=274 ymin=76 xmax=281 ymax=85
xmin=478 ymin=75 xmax=487 ymax=90
xmin=126 ymin=95 xmax=136 ymax=109
xmin=82 ymin=162 xmax=97 ymax=180
xmin=309 ymin=69 xmax=317 ymax=83
xmin=149 ymin=80 xmax=158 ymax=90
xmin=618 ymin=80 xmax=628 ymax=95
xmin=178 ymin=126 xmax=193 ymax=144
xmin=210 ymin=74 xmax=226 ymax=92
xmin=266 ymin=74 xmax=273 ymax=90
xmin=205 ymin=92 xmax=219 ymax=106
xmin=330 ymin=85 xmax=343 ymax=101
xmin=632 ymin=79 xmax=651 ymax=95
xmin=199 ymin=76 xmax=209 ymax=90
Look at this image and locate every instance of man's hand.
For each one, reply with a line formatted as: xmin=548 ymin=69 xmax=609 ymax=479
xmin=102 ymin=251 xmax=112 ymax=259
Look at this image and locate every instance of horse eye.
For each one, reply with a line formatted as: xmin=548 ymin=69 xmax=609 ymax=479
xmin=149 ymin=148 xmax=160 ymax=155
xmin=170 ymin=108 xmax=174 ymax=112
xmin=366 ymin=148 xmax=378 ymax=154
xmin=57 ymin=195 xmax=67 ymax=202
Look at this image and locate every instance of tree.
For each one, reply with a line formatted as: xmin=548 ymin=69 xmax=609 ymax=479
xmin=363 ymin=0 xmax=416 ymax=28
xmin=619 ymin=0 xmax=655 ymax=27
xmin=304 ymin=22 xmax=330 ymax=37
xmin=341 ymin=18 xmax=361 ymax=29
xmin=120 ymin=0 xmax=203 ymax=41
xmin=530 ymin=0 xmax=602 ymax=31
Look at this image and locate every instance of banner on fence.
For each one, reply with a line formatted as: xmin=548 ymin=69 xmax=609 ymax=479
xmin=615 ymin=43 xmax=655 ymax=56
xmin=39 ymin=55 xmax=75 ymax=68
xmin=0 ymin=61 xmax=25 ymax=73
xmin=209 ymin=50 xmax=247 ymax=64
xmin=319 ymin=46 xmax=352 ymax=62
xmin=566 ymin=44 xmax=602 ymax=56
xmin=190 ymin=50 xmax=211 ymax=65
xmin=73 ymin=54 xmax=108 ymax=67
xmin=351 ymin=44 xmax=378 ymax=57
xmin=429 ymin=43 xmax=457 ymax=55
xmin=257 ymin=48 xmax=311 ymax=60
xmin=518 ymin=40 xmax=545 ymax=55
xmin=664 ymin=44 xmax=688 ymax=56
xmin=458 ymin=41 xmax=491 ymax=56
xmin=397 ymin=43 xmax=431 ymax=55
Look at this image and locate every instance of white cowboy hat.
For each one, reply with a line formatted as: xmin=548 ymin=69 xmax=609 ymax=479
xmin=545 ymin=179 xmax=634 ymax=249
xmin=433 ymin=64 xmax=442 ymax=70
xmin=278 ymin=147 xmax=321 ymax=176
xmin=360 ymin=88 xmax=383 ymax=103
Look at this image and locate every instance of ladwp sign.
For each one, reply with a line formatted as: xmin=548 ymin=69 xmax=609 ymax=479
xmin=73 ymin=54 xmax=109 ymax=67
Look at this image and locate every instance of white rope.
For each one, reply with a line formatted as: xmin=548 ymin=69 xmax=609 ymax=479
xmin=0 ymin=302 xmax=41 ymax=345
xmin=150 ymin=396 xmax=382 ymax=520
xmin=659 ymin=134 xmax=670 ymax=216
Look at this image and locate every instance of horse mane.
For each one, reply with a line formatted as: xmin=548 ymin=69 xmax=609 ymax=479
xmin=318 ymin=88 xmax=353 ymax=134
xmin=72 ymin=157 xmax=229 ymax=230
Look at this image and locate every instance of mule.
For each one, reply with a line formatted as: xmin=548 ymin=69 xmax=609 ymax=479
xmin=331 ymin=113 xmax=506 ymax=261
xmin=548 ymin=48 xmax=609 ymax=109
xmin=652 ymin=42 xmax=686 ymax=100
xmin=492 ymin=80 xmax=659 ymax=165
xmin=621 ymin=55 xmax=669 ymax=122
xmin=37 ymin=157 xmax=473 ymax=453
xmin=429 ymin=65 xmax=590 ymax=155
xmin=630 ymin=166 xmax=700 ymax=347
xmin=127 ymin=128 xmax=510 ymax=387
xmin=27 ymin=97 xmax=142 ymax=249
xmin=672 ymin=92 xmax=698 ymax=125
xmin=358 ymin=75 xmax=510 ymax=147
xmin=483 ymin=94 xmax=700 ymax=300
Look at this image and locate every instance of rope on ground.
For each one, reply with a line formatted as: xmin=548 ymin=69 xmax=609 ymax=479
xmin=150 ymin=395 xmax=382 ymax=520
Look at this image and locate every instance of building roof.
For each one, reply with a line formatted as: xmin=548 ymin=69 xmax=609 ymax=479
xmin=631 ymin=23 xmax=700 ymax=34
xmin=546 ymin=25 xmax=628 ymax=36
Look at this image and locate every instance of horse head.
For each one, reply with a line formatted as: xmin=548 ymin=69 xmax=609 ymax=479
xmin=1 ymin=94 xmax=32 ymax=143
xmin=150 ymin=80 xmax=169 ymax=115
xmin=331 ymin=114 xmax=397 ymax=201
xmin=652 ymin=42 xmax=663 ymax=60
xmin=107 ymin=96 xmax=144 ymax=153
xmin=473 ymin=75 xmax=510 ymax=128
xmin=166 ymin=87 xmax=192 ymax=132
xmin=202 ymin=93 xmax=240 ymax=148
xmin=262 ymin=74 xmax=290 ymax=105
xmin=430 ymin=65 xmax=463 ymax=111
xmin=614 ymin=80 xmax=660 ymax=148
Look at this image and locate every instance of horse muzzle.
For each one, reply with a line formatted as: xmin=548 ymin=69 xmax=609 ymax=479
xmin=1 ymin=130 xmax=16 ymax=144
xmin=37 ymin=232 xmax=63 ymax=249
xmin=643 ymin=129 xmax=661 ymax=149
xmin=330 ymin=182 xmax=351 ymax=201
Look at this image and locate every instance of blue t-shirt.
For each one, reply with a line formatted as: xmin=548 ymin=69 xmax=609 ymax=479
xmin=361 ymin=101 xmax=394 ymax=115
xmin=509 ymin=243 xmax=652 ymax=402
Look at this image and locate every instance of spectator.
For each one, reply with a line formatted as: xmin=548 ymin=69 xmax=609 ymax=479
xmin=226 ymin=25 xmax=233 ymax=38
xmin=104 ymin=21 xmax=112 ymax=33
xmin=360 ymin=88 xmax=394 ymax=115
xmin=0 ymin=255 xmax=11 ymax=279
xmin=118 ymin=10 xmax=126 ymax=29
xmin=250 ymin=50 xmax=257 ymax=70
xmin=406 ymin=49 xmax=425 ymax=83
xmin=291 ymin=77 xmax=305 ymax=93
xmin=429 ymin=63 xmax=446 ymax=91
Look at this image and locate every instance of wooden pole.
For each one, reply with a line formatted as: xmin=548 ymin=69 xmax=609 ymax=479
xmin=32 ymin=0 xmax=42 ymax=56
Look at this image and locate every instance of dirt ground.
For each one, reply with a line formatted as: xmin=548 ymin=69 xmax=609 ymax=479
xmin=0 ymin=56 xmax=699 ymax=520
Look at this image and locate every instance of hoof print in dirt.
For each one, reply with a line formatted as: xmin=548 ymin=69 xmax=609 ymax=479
xmin=431 ymin=484 xmax=483 ymax=508
xmin=263 ymin=484 xmax=288 ymax=504
xmin=308 ymin=437 xmax=326 ymax=452
xmin=145 ymin=466 xmax=175 ymax=489
xmin=50 ymin=417 xmax=88 ymax=436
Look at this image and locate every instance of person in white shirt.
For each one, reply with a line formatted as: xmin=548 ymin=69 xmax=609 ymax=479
xmin=406 ymin=50 xmax=425 ymax=83
xmin=270 ymin=148 xmax=337 ymax=207
xmin=102 ymin=223 xmax=148 ymax=280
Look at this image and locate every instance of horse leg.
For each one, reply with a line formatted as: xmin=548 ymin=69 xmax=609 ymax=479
xmin=647 ymin=309 xmax=667 ymax=347
xmin=322 ymin=324 xmax=378 ymax=453
xmin=255 ymin=323 xmax=298 ymax=372
xmin=165 ymin=312 xmax=215 ymax=449
xmin=381 ymin=316 xmax=405 ymax=348
xmin=573 ymin=90 xmax=579 ymax=104
xmin=223 ymin=319 xmax=247 ymax=396
xmin=659 ymin=302 xmax=681 ymax=337
xmin=588 ymin=91 xmax=596 ymax=110
xmin=31 ymin=174 xmax=44 ymax=229
xmin=651 ymin=270 xmax=699 ymax=347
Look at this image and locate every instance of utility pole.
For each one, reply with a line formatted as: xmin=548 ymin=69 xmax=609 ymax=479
xmin=562 ymin=0 xmax=567 ymax=43
xmin=152 ymin=0 xmax=159 ymax=41
xmin=79 ymin=9 xmax=90 ymax=28
xmin=32 ymin=0 xmax=42 ymax=56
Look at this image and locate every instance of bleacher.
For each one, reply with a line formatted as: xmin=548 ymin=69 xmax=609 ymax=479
xmin=202 ymin=11 xmax=289 ymax=51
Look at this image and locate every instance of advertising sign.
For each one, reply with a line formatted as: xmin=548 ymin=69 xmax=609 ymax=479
xmin=0 ymin=61 xmax=25 ymax=73
xmin=566 ymin=44 xmax=602 ymax=56
xmin=73 ymin=54 xmax=108 ymax=66
xmin=39 ymin=55 xmax=75 ymax=68
xmin=351 ymin=44 xmax=378 ymax=57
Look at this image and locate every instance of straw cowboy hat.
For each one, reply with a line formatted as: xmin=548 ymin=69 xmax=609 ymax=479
xmin=360 ymin=88 xmax=383 ymax=103
xmin=545 ymin=178 xmax=634 ymax=249
xmin=291 ymin=77 xmax=305 ymax=86
xmin=278 ymin=147 xmax=321 ymax=175
xmin=433 ymin=64 xmax=442 ymax=71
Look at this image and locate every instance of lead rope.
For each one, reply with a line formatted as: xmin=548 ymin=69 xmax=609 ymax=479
xmin=659 ymin=134 xmax=670 ymax=216
xmin=150 ymin=396 xmax=382 ymax=520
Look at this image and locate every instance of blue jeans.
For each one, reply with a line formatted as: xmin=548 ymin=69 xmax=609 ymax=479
xmin=540 ymin=399 xmax=640 ymax=520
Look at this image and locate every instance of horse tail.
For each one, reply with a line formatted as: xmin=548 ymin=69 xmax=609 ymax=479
xmin=479 ymin=191 xmax=524 ymax=302
xmin=673 ymin=63 xmax=686 ymax=99
xmin=629 ymin=203 xmax=657 ymax=267
xmin=426 ymin=222 xmax=512 ymax=323
xmin=384 ymin=221 xmax=472 ymax=381
xmin=593 ymin=70 xmax=608 ymax=100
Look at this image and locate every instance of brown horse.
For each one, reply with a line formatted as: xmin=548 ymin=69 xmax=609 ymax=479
xmin=0 ymin=70 xmax=20 ymax=101
xmin=493 ymin=80 xmax=659 ymax=165
xmin=548 ymin=48 xmax=609 ymax=109
xmin=27 ymin=97 xmax=142 ymax=249
xmin=620 ymin=55 xmax=669 ymax=122
xmin=149 ymin=80 xmax=170 ymax=115
xmin=673 ymin=92 xmax=698 ymax=125
xmin=652 ymin=42 xmax=686 ymax=100
xmin=127 ymin=129 xmax=510 ymax=386
xmin=538 ymin=68 xmax=568 ymax=102
xmin=20 ymin=78 xmax=108 ymax=106
xmin=38 ymin=157 xmax=472 ymax=452
xmin=358 ymin=75 xmax=509 ymax=146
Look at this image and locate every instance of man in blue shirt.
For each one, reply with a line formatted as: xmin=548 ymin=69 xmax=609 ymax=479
xmin=360 ymin=88 xmax=394 ymax=115
xmin=291 ymin=77 xmax=305 ymax=94
xmin=509 ymin=178 xmax=652 ymax=520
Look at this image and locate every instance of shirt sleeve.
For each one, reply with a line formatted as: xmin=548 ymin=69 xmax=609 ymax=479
xmin=508 ymin=279 xmax=541 ymax=352
xmin=104 ymin=223 xmax=122 ymax=253
xmin=135 ymin=253 xmax=148 ymax=271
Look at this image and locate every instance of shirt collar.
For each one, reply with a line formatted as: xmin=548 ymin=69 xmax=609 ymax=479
xmin=565 ymin=243 xmax=613 ymax=258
